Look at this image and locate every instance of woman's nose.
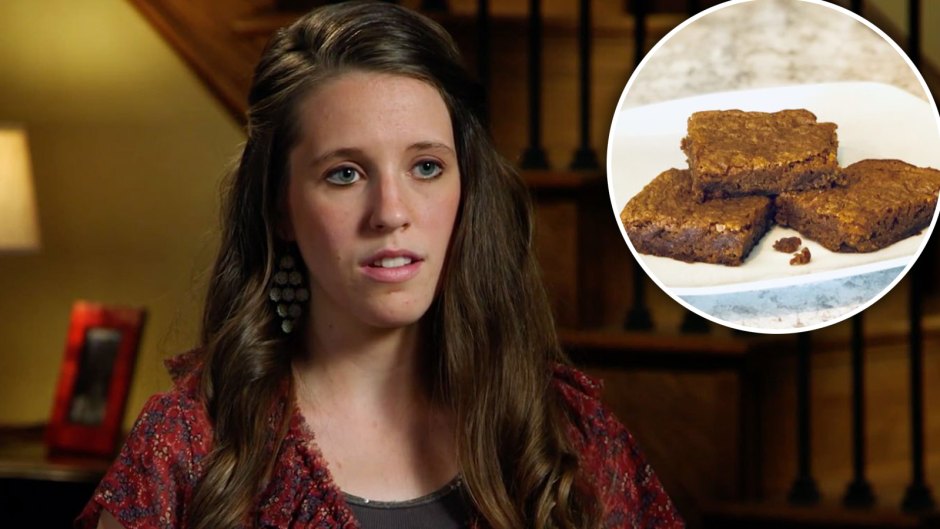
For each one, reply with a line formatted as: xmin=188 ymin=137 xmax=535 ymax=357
xmin=368 ymin=173 xmax=411 ymax=232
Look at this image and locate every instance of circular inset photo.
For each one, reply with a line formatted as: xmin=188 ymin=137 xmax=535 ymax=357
xmin=607 ymin=0 xmax=940 ymax=333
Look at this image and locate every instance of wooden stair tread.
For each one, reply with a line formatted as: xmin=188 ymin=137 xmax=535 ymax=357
xmin=703 ymin=501 xmax=933 ymax=528
xmin=521 ymin=169 xmax=605 ymax=190
xmin=558 ymin=328 xmax=794 ymax=370
xmin=560 ymin=328 xmax=753 ymax=355
xmin=808 ymin=312 xmax=940 ymax=353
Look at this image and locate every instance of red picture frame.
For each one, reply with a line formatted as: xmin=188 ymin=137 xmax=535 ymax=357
xmin=46 ymin=301 xmax=146 ymax=458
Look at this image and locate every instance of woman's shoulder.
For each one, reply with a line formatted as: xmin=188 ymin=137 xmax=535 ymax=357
xmin=164 ymin=348 xmax=203 ymax=395
xmin=550 ymin=363 xmax=685 ymax=528
xmin=551 ymin=362 xmax=603 ymax=399
xmin=551 ymin=363 xmax=637 ymax=472
xmin=550 ymin=362 xmax=642 ymax=463
xmin=126 ymin=349 xmax=211 ymax=444
xmin=74 ymin=349 xmax=213 ymax=529
xmin=550 ymin=363 xmax=610 ymax=440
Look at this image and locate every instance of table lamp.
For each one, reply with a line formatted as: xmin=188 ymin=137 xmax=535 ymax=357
xmin=0 ymin=125 xmax=40 ymax=252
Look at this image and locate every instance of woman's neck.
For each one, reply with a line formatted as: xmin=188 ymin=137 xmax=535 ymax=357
xmin=294 ymin=318 xmax=430 ymax=413
xmin=292 ymin=317 xmax=458 ymax=501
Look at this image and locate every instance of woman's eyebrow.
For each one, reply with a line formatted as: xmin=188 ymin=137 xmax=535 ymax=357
xmin=309 ymin=142 xmax=455 ymax=168
xmin=408 ymin=141 xmax=455 ymax=155
xmin=310 ymin=147 xmax=365 ymax=167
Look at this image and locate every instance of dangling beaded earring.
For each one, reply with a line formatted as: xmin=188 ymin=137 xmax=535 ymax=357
xmin=269 ymin=252 xmax=309 ymax=334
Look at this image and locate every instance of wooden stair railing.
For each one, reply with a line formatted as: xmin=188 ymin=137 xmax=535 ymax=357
xmin=126 ymin=0 xmax=268 ymax=122
xmin=128 ymin=0 xmax=682 ymax=124
xmin=702 ymin=501 xmax=934 ymax=529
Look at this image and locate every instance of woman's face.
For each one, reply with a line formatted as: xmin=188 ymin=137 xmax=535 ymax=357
xmin=285 ymin=71 xmax=461 ymax=332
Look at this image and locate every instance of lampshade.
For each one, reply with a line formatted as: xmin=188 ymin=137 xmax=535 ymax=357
xmin=0 ymin=125 xmax=40 ymax=252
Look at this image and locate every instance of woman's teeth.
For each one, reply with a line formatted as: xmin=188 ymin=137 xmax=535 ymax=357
xmin=372 ymin=256 xmax=413 ymax=268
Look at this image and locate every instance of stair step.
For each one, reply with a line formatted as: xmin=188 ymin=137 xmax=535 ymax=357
xmin=520 ymin=169 xmax=604 ymax=191
xmin=702 ymin=501 xmax=937 ymax=529
xmin=806 ymin=312 xmax=940 ymax=354
xmin=558 ymin=328 xmax=794 ymax=370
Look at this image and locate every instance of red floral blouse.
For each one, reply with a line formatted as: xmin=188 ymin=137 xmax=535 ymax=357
xmin=75 ymin=356 xmax=684 ymax=529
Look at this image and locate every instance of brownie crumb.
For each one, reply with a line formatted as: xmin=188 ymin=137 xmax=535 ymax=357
xmin=773 ymin=236 xmax=802 ymax=253
xmin=790 ymin=247 xmax=811 ymax=265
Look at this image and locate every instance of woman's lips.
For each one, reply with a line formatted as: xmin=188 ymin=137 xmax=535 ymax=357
xmin=360 ymin=250 xmax=423 ymax=283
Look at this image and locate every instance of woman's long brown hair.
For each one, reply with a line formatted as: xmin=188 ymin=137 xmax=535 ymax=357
xmin=189 ymin=2 xmax=601 ymax=527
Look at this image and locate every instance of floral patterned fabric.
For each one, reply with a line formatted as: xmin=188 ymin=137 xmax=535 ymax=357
xmin=75 ymin=356 xmax=684 ymax=529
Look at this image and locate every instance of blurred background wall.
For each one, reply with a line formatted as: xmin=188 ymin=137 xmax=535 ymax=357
xmin=0 ymin=0 xmax=243 ymax=429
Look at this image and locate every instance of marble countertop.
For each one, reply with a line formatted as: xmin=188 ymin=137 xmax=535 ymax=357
xmin=624 ymin=0 xmax=928 ymax=108
xmin=615 ymin=0 xmax=935 ymax=332
xmin=682 ymin=268 xmax=905 ymax=331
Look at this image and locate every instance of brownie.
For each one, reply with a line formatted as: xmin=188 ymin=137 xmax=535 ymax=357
xmin=773 ymin=236 xmax=802 ymax=253
xmin=621 ymin=168 xmax=774 ymax=266
xmin=681 ymin=109 xmax=843 ymax=201
xmin=775 ymin=159 xmax=940 ymax=252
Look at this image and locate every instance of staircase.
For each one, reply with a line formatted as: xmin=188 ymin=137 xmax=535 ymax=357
xmin=126 ymin=1 xmax=940 ymax=528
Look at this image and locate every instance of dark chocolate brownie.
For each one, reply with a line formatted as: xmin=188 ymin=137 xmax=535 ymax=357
xmin=621 ymin=168 xmax=774 ymax=266
xmin=681 ymin=109 xmax=843 ymax=202
xmin=775 ymin=159 xmax=940 ymax=252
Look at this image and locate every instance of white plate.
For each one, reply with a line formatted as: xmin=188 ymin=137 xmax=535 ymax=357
xmin=608 ymin=82 xmax=940 ymax=296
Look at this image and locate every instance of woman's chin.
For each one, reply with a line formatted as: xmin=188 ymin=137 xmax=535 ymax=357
xmin=355 ymin=299 xmax=432 ymax=330
xmin=362 ymin=311 xmax=426 ymax=330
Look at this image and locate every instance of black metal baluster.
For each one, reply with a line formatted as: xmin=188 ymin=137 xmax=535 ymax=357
xmin=520 ymin=0 xmax=549 ymax=169
xmin=624 ymin=259 xmax=653 ymax=330
xmin=908 ymin=0 xmax=921 ymax=67
xmin=570 ymin=0 xmax=599 ymax=170
xmin=788 ymin=332 xmax=821 ymax=504
xmin=680 ymin=309 xmax=709 ymax=333
xmin=476 ymin=0 xmax=490 ymax=126
xmin=843 ymin=314 xmax=875 ymax=507
xmin=632 ymin=0 xmax=648 ymax=68
xmin=624 ymin=0 xmax=652 ymax=331
xmin=902 ymin=264 xmax=936 ymax=511
xmin=900 ymin=2 xmax=933 ymax=511
xmin=739 ymin=352 xmax=763 ymax=500
xmin=419 ymin=0 xmax=449 ymax=12
xmin=909 ymin=0 xmax=937 ymax=295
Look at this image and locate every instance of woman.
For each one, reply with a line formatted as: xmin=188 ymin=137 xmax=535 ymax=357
xmin=77 ymin=2 xmax=682 ymax=528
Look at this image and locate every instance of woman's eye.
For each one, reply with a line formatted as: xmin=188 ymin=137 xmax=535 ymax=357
xmin=325 ymin=167 xmax=361 ymax=185
xmin=413 ymin=160 xmax=443 ymax=179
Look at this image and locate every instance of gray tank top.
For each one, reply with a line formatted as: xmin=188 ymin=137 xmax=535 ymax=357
xmin=343 ymin=475 xmax=469 ymax=529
